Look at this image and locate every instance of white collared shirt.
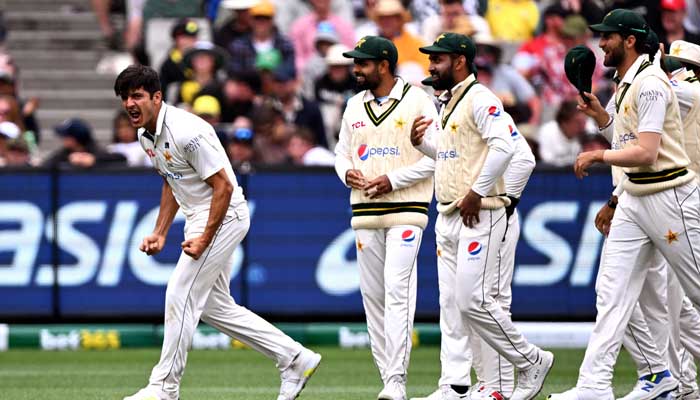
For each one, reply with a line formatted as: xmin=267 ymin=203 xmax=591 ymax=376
xmin=616 ymin=55 xmax=671 ymax=134
xmin=138 ymin=103 xmax=245 ymax=222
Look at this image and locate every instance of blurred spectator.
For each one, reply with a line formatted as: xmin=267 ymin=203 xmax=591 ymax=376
xmin=251 ymin=105 xmax=291 ymax=165
xmin=373 ymin=0 xmax=430 ymax=74
xmin=512 ymin=4 xmax=576 ymax=122
xmin=142 ymin=0 xmax=202 ymax=21
xmin=659 ymin=0 xmax=700 ymax=48
xmin=410 ymin=0 xmax=486 ymax=24
xmin=91 ymin=0 xmax=146 ymax=62
xmin=286 ymin=127 xmax=335 ymax=166
xmin=301 ymin=22 xmax=341 ymax=99
xmin=485 ymin=0 xmax=539 ymax=42
xmin=548 ymin=0 xmax=605 ymax=25
xmin=473 ymin=33 xmax=541 ymax=126
xmin=107 ymin=110 xmax=151 ymax=167
xmin=4 ymin=138 xmax=31 ymax=167
xmin=226 ymin=116 xmax=258 ymax=170
xmin=290 ymin=0 xmax=356 ymax=72
xmin=192 ymin=94 xmax=231 ymax=146
xmin=0 ymin=12 xmax=7 ymax=49
xmin=0 ymin=121 xmax=20 ymax=167
xmin=421 ymin=0 xmax=491 ymax=44
xmin=315 ymin=44 xmax=356 ymax=147
xmin=536 ymin=100 xmax=587 ymax=167
xmin=219 ymin=70 xmax=263 ymax=122
xmin=0 ymin=58 xmax=40 ymax=142
xmin=0 ymin=94 xmax=37 ymax=154
xmin=178 ymin=41 xmax=228 ymax=106
xmin=580 ymin=133 xmax=610 ymax=153
xmin=275 ymin=0 xmax=355 ymax=36
xmin=269 ymin=67 xmax=328 ymax=149
xmin=160 ymin=18 xmax=200 ymax=102
xmin=214 ymin=0 xmax=256 ymax=49
xmin=42 ymin=118 xmax=126 ymax=168
xmin=255 ymin=48 xmax=284 ymax=95
xmin=228 ymin=0 xmax=296 ymax=75
xmin=686 ymin=0 xmax=700 ymax=34
xmin=560 ymin=15 xmax=608 ymax=95
xmin=91 ymin=0 xmax=122 ymax=50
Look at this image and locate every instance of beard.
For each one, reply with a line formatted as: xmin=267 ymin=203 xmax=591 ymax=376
xmin=431 ymin=69 xmax=456 ymax=91
xmin=355 ymin=71 xmax=380 ymax=91
xmin=604 ymin=42 xmax=625 ymax=67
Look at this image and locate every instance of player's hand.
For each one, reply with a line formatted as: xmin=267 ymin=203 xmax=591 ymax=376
xmin=364 ymin=175 xmax=393 ymax=199
xmin=411 ymin=116 xmax=433 ymax=146
xmin=139 ymin=233 xmax=165 ymax=256
xmin=577 ymin=92 xmax=608 ymax=127
xmin=574 ymin=150 xmax=605 ymax=179
xmin=595 ymin=199 xmax=616 ymax=236
xmin=181 ymin=236 xmax=209 ymax=260
xmin=459 ymin=190 xmax=482 ymax=228
xmin=346 ymin=169 xmax=367 ymax=190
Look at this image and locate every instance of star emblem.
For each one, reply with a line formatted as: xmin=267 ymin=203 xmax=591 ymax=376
xmin=450 ymin=121 xmax=458 ymax=133
xmin=624 ymin=104 xmax=630 ymax=115
xmin=436 ymin=33 xmax=446 ymax=42
xmin=437 ymin=248 xmax=442 ymax=257
xmin=357 ymin=240 xmax=364 ymax=251
xmin=665 ymin=229 xmax=679 ymax=244
xmin=395 ymin=117 xmax=406 ymax=129
xmin=672 ymin=45 xmax=682 ymax=56
xmin=164 ymin=150 xmax=173 ymax=162
xmin=355 ymin=38 xmax=367 ymax=48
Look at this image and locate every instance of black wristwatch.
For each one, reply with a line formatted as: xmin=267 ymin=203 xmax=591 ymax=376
xmin=607 ymin=197 xmax=617 ymax=209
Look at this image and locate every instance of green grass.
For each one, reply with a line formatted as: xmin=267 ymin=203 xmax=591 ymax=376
xmin=0 ymin=346 xmax=640 ymax=399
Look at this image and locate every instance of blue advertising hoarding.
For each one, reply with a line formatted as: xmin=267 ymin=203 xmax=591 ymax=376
xmin=0 ymin=168 xmax=613 ymax=319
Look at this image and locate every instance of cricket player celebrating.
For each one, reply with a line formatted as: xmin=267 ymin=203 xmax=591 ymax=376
xmin=411 ymin=32 xmax=553 ymax=400
xmin=115 ymin=65 xmax=321 ymax=400
xmin=334 ymin=36 xmax=437 ymax=400
xmin=548 ymin=9 xmax=700 ymax=400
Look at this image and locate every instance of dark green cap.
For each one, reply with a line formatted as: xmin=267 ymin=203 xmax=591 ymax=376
xmin=564 ymin=45 xmax=597 ymax=95
xmin=589 ymin=9 xmax=648 ymax=37
xmin=421 ymin=76 xmax=435 ymax=87
xmin=342 ymin=36 xmax=398 ymax=68
xmin=419 ymin=32 xmax=476 ymax=61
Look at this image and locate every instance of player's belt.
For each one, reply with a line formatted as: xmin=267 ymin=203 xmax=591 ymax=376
xmin=625 ymin=167 xmax=688 ymax=184
xmin=352 ymin=202 xmax=429 ymax=217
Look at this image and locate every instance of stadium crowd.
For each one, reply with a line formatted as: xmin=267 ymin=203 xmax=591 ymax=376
xmin=0 ymin=0 xmax=698 ymax=169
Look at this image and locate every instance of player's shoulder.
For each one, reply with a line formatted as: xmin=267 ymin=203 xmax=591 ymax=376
xmin=405 ymin=84 xmax=432 ymax=101
xmin=346 ymin=90 xmax=367 ymax=107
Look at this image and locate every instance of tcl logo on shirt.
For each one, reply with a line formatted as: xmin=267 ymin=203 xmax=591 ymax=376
xmin=352 ymin=121 xmax=367 ymax=129
xmin=357 ymin=144 xmax=401 ymax=161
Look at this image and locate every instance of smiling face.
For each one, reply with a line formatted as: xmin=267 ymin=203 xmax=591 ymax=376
xmin=599 ymin=32 xmax=627 ymax=67
xmin=428 ymin=53 xmax=460 ymax=90
xmin=120 ymin=87 xmax=162 ymax=132
xmin=352 ymin=59 xmax=383 ymax=91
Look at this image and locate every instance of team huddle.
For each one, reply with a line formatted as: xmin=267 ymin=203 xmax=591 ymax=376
xmin=112 ymin=6 xmax=700 ymax=400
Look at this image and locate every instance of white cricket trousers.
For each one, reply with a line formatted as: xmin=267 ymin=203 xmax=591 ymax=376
xmin=148 ymin=204 xmax=304 ymax=398
xmin=435 ymin=209 xmax=519 ymax=396
xmin=578 ymin=182 xmax=700 ymax=390
xmin=437 ymin=208 xmax=539 ymax=375
xmin=355 ymin=225 xmax=422 ymax=383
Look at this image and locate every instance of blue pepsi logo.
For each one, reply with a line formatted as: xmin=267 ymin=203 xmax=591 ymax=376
xmin=488 ymin=106 xmax=501 ymax=117
xmin=358 ymin=144 xmax=369 ymax=160
xmin=509 ymin=125 xmax=518 ymax=137
xmin=402 ymin=230 xmax=415 ymax=242
xmin=468 ymin=241 xmax=482 ymax=255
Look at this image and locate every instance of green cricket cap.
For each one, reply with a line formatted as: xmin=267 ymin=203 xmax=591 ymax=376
xmin=342 ymin=36 xmax=398 ymax=68
xmin=564 ymin=45 xmax=597 ymax=95
xmin=419 ymin=32 xmax=476 ymax=62
xmin=589 ymin=9 xmax=648 ymax=37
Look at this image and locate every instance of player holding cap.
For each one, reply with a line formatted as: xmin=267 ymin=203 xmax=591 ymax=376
xmin=115 ymin=64 xmax=321 ymax=400
xmin=334 ymin=35 xmax=438 ymax=400
xmin=411 ymin=32 xmax=553 ymax=400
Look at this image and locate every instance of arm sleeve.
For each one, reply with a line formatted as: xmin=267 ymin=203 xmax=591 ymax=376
xmin=414 ymin=99 xmax=439 ymax=158
xmin=504 ymin=134 xmax=536 ymax=198
xmin=387 ymin=155 xmax=435 ymax=190
xmin=183 ymin=129 xmax=228 ymax=181
xmin=334 ymin=114 xmax=354 ymax=187
xmin=636 ymin=78 xmax=671 ymax=134
xmin=599 ymin=97 xmax=616 ymax=142
xmin=471 ymin=95 xmax=515 ymax=196
xmin=673 ymin=80 xmax=694 ymax=120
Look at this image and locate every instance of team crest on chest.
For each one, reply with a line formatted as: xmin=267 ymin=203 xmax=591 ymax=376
xmin=449 ymin=121 xmax=458 ymax=134
xmin=394 ymin=117 xmax=406 ymax=129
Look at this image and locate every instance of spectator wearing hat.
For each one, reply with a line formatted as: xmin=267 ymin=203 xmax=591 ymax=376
xmin=226 ymin=116 xmax=258 ymax=170
xmin=286 ymin=126 xmax=335 ymax=166
xmin=421 ymin=0 xmax=491 ymax=45
xmin=314 ymin=43 xmax=356 ymax=147
xmin=160 ymin=18 xmax=200 ymax=101
xmin=485 ymin=0 xmax=539 ymax=41
xmin=473 ymin=33 xmax=541 ymax=127
xmin=227 ymin=0 xmax=296 ymax=75
xmin=659 ymin=0 xmax=700 ymax=48
xmin=268 ymin=66 xmax=328 ymax=148
xmin=42 ymin=118 xmax=126 ymax=168
xmin=289 ymin=0 xmax=356 ymax=72
xmin=191 ymin=94 xmax=232 ymax=146
xmin=107 ymin=109 xmax=151 ymax=167
xmin=178 ymin=41 xmax=229 ymax=106
xmin=4 ymin=137 xmax=32 ymax=167
xmin=300 ymin=21 xmax=342 ymax=99
xmin=214 ymin=0 xmax=257 ymax=49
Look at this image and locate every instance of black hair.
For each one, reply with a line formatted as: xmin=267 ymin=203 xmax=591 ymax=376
xmin=556 ymin=100 xmax=581 ymax=124
xmin=111 ymin=109 xmax=132 ymax=143
xmin=228 ymin=69 xmax=263 ymax=93
xmin=114 ymin=64 xmax=161 ymax=99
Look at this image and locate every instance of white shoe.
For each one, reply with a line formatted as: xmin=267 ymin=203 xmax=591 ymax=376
xmin=123 ymin=387 xmax=165 ymax=400
xmin=378 ymin=375 xmax=407 ymax=400
xmin=547 ymin=387 xmax=614 ymax=400
xmin=511 ymin=350 xmax=554 ymax=400
xmin=409 ymin=385 xmax=468 ymax=400
xmin=468 ymin=385 xmax=488 ymax=400
xmin=617 ymin=370 xmax=678 ymax=400
xmin=668 ymin=388 xmax=700 ymax=400
xmin=277 ymin=348 xmax=322 ymax=400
